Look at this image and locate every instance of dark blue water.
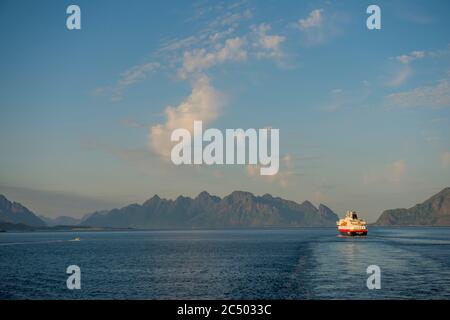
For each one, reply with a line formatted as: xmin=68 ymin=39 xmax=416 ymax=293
xmin=1 ymin=228 xmax=450 ymax=299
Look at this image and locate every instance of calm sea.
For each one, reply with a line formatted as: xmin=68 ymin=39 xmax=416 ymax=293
xmin=1 ymin=227 xmax=449 ymax=299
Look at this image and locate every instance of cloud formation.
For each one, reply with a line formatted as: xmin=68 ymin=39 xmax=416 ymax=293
xmin=386 ymin=78 xmax=450 ymax=109
xmin=297 ymin=9 xmax=323 ymax=30
xmin=251 ymin=23 xmax=286 ymax=59
xmin=178 ymin=37 xmax=247 ymax=79
xmin=295 ymin=9 xmax=346 ymax=46
xmin=386 ymin=45 xmax=450 ymax=87
xmin=95 ymin=62 xmax=160 ymax=101
xmin=384 ymin=50 xmax=425 ymax=87
xmin=150 ymin=76 xmax=222 ymax=159
xmin=395 ymin=50 xmax=426 ymax=64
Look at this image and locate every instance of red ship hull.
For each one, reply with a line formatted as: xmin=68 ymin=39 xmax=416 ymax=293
xmin=338 ymin=229 xmax=368 ymax=236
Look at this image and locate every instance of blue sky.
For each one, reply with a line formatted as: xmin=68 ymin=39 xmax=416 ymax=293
xmin=0 ymin=0 xmax=449 ymax=221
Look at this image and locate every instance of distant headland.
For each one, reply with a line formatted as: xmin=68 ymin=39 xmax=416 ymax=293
xmin=374 ymin=187 xmax=450 ymax=226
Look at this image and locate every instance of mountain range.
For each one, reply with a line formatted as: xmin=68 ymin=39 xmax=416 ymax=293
xmin=1 ymin=187 xmax=450 ymax=230
xmin=0 ymin=191 xmax=339 ymax=230
xmin=80 ymin=191 xmax=339 ymax=229
xmin=375 ymin=187 xmax=450 ymax=226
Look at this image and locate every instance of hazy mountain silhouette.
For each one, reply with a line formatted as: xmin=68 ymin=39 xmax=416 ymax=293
xmin=0 ymin=195 xmax=46 ymax=227
xmin=39 ymin=215 xmax=81 ymax=226
xmin=81 ymin=191 xmax=339 ymax=229
xmin=375 ymin=187 xmax=450 ymax=226
xmin=4 ymin=188 xmax=450 ymax=230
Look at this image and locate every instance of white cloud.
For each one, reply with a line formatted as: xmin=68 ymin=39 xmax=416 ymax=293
xmin=396 ymin=55 xmax=412 ymax=64
xmin=386 ymin=45 xmax=450 ymax=87
xmin=160 ymin=5 xmax=252 ymax=54
xmin=178 ymin=37 xmax=247 ymax=79
xmin=386 ymin=50 xmax=422 ymax=87
xmin=442 ymin=152 xmax=450 ymax=168
xmin=95 ymin=62 xmax=160 ymax=101
xmin=209 ymin=27 xmax=236 ymax=42
xmin=95 ymin=4 xmax=254 ymax=101
xmin=395 ymin=51 xmax=426 ymax=64
xmin=96 ymin=5 xmax=291 ymax=101
xmin=149 ymin=76 xmax=222 ymax=160
xmin=386 ymin=50 xmax=425 ymax=87
xmin=297 ymin=9 xmax=323 ymax=30
xmin=386 ymin=78 xmax=450 ymax=109
xmin=363 ymin=160 xmax=407 ymax=184
xmin=251 ymin=23 xmax=286 ymax=59
xmin=219 ymin=9 xmax=252 ymax=26
xmin=295 ymin=9 xmax=346 ymax=46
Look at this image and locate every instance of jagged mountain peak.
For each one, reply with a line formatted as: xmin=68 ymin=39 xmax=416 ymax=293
xmin=143 ymin=194 xmax=163 ymax=206
xmin=197 ymin=191 xmax=211 ymax=198
xmin=300 ymin=200 xmax=317 ymax=211
xmin=226 ymin=190 xmax=255 ymax=200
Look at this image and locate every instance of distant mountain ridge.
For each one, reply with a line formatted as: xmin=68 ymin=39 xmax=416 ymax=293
xmin=3 ymin=188 xmax=450 ymax=230
xmin=0 ymin=195 xmax=46 ymax=227
xmin=375 ymin=187 xmax=450 ymax=226
xmin=81 ymin=191 xmax=339 ymax=229
xmin=39 ymin=215 xmax=81 ymax=227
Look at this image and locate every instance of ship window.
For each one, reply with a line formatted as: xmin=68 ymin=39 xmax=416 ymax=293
xmin=352 ymin=213 xmax=357 ymax=219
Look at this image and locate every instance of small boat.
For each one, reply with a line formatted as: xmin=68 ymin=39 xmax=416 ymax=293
xmin=73 ymin=237 xmax=81 ymax=241
xmin=337 ymin=210 xmax=368 ymax=236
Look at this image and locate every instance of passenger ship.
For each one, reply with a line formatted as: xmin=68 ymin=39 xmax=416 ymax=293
xmin=336 ymin=210 xmax=368 ymax=236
